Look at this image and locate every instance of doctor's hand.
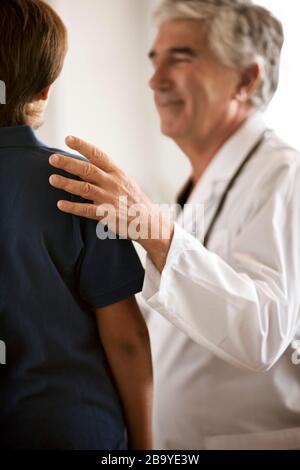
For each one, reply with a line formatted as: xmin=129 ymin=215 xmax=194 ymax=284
xmin=49 ymin=136 xmax=174 ymax=272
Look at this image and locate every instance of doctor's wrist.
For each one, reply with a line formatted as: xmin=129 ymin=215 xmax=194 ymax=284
xmin=138 ymin=210 xmax=174 ymax=273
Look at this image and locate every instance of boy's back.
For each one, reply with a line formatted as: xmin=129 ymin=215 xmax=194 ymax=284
xmin=0 ymin=125 xmax=144 ymax=449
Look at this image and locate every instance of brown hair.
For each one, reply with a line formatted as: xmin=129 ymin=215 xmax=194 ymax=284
xmin=0 ymin=0 xmax=68 ymax=127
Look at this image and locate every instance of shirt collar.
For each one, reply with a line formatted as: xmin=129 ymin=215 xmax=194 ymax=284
xmin=0 ymin=125 xmax=46 ymax=149
xmin=184 ymin=112 xmax=268 ymax=204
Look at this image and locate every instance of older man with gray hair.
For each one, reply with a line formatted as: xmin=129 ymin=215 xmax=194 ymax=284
xmin=49 ymin=0 xmax=300 ymax=450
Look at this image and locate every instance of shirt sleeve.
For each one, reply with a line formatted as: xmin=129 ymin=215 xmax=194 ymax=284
xmin=76 ymin=219 xmax=144 ymax=309
xmin=142 ymin=160 xmax=300 ymax=372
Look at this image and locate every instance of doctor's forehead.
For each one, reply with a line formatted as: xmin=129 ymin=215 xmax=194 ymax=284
xmin=148 ymin=19 xmax=208 ymax=58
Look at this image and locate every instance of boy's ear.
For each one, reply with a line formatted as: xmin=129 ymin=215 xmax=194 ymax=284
xmin=36 ymin=84 xmax=52 ymax=101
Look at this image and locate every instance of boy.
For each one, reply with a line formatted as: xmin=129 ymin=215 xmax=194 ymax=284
xmin=0 ymin=0 xmax=152 ymax=450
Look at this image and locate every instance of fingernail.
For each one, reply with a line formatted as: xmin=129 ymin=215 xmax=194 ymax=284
xmin=49 ymin=155 xmax=60 ymax=165
xmin=49 ymin=175 xmax=59 ymax=185
xmin=66 ymin=136 xmax=75 ymax=144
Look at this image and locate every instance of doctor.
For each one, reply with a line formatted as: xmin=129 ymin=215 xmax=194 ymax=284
xmin=49 ymin=0 xmax=300 ymax=450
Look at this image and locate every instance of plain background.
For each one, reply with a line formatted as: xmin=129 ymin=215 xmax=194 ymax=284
xmin=39 ymin=0 xmax=300 ymax=204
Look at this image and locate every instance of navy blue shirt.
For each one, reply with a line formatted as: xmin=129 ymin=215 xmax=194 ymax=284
xmin=0 ymin=126 xmax=145 ymax=450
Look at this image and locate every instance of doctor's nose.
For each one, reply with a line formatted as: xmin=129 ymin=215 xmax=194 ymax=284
xmin=149 ymin=65 xmax=171 ymax=92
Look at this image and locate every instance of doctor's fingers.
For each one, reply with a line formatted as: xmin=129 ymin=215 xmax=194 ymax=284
xmin=49 ymin=174 xmax=105 ymax=204
xmin=49 ymin=154 xmax=106 ymax=186
xmin=56 ymin=200 xmax=100 ymax=221
xmin=65 ymin=136 xmax=117 ymax=173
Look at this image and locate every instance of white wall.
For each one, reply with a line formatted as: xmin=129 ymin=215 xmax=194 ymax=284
xmin=38 ymin=0 xmax=161 ymax=198
xmin=38 ymin=1 xmax=300 ymax=205
xmin=255 ymin=0 xmax=300 ymax=150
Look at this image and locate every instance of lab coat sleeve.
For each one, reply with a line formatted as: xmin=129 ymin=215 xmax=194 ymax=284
xmin=142 ymin=161 xmax=300 ymax=372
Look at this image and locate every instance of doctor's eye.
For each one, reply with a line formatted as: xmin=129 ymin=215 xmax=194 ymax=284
xmin=170 ymin=56 xmax=191 ymax=65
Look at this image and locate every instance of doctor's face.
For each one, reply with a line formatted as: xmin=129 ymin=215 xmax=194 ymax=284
xmin=149 ymin=19 xmax=241 ymax=144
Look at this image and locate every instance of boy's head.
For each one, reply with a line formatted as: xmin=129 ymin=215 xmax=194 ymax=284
xmin=0 ymin=0 xmax=67 ymax=129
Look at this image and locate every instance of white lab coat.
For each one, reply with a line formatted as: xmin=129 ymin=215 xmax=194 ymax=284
xmin=139 ymin=113 xmax=300 ymax=450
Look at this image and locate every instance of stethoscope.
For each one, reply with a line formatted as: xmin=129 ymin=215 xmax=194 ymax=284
xmin=203 ymin=129 xmax=272 ymax=248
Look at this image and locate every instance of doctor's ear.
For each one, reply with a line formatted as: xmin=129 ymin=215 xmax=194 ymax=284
xmin=235 ymin=63 xmax=262 ymax=103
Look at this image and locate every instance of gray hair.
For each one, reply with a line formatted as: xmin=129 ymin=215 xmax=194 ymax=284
xmin=154 ymin=0 xmax=284 ymax=110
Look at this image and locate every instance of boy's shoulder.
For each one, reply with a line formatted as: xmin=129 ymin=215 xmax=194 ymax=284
xmin=35 ymin=144 xmax=87 ymax=164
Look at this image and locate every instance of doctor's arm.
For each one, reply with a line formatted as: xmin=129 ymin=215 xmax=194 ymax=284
xmin=143 ymin=161 xmax=300 ymax=372
xmin=48 ymin=137 xmax=300 ymax=372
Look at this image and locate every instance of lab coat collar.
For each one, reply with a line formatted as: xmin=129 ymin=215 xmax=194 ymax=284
xmin=180 ymin=112 xmax=268 ymax=205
